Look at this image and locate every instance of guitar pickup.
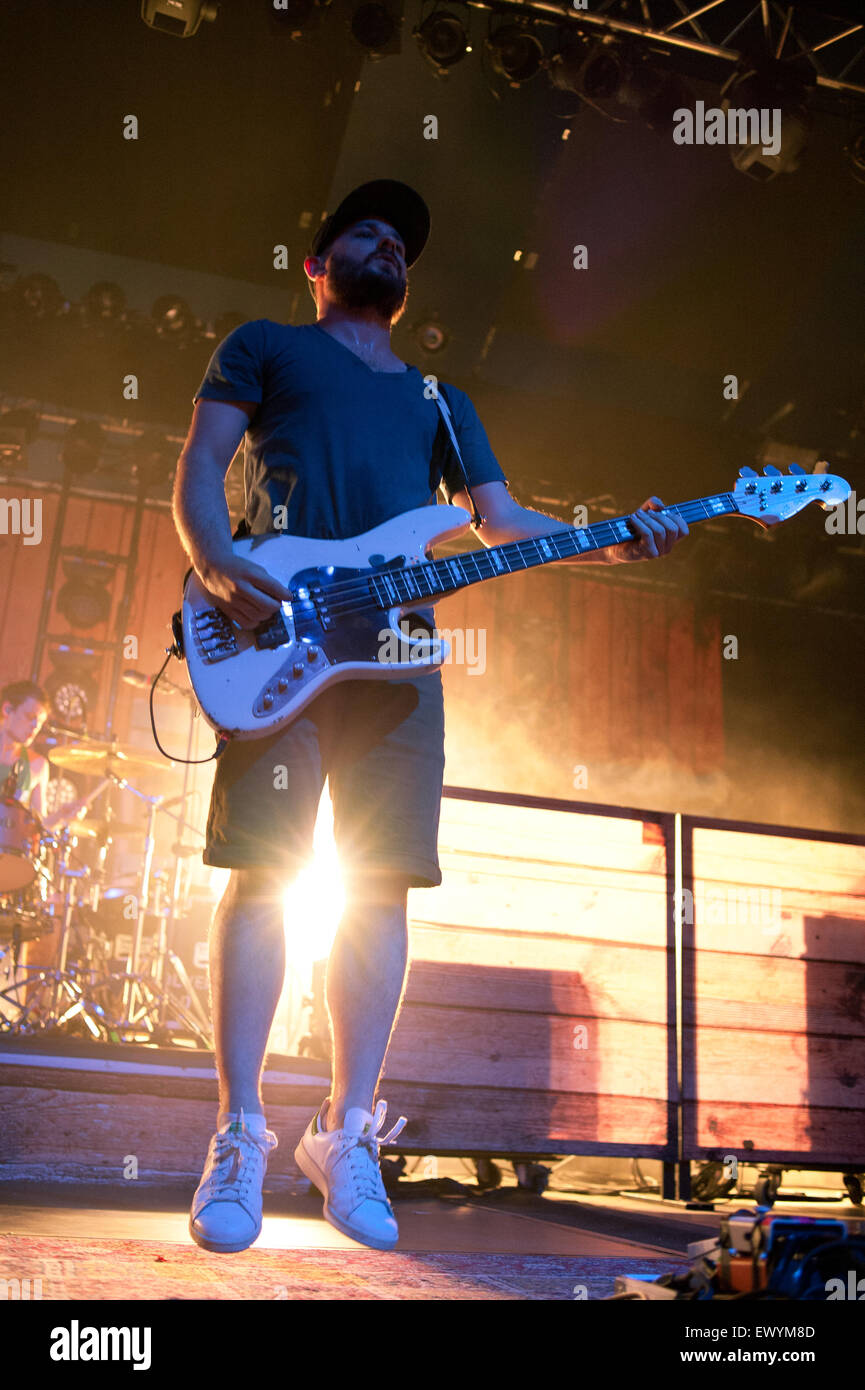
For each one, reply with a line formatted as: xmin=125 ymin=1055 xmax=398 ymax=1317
xmin=253 ymin=610 xmax=290 ymax=650
xmin=310 ymin=584 xmax=333 ymax=631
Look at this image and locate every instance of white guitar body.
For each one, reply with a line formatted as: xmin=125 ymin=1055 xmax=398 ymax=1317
xmin=181 ymin=504 xmax=472 ymax=739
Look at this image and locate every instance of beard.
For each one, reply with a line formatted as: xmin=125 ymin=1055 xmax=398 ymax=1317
xmin=325 ymin=250 xmax=409 ymax=324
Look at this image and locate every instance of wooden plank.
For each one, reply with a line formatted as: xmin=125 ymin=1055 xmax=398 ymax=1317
xmin=386 ymin=1007 xmax=668 ymax=1097
xmin=404 ymin=950 xmax=670 ymax=1025
xmin=693 ymin=914 xmax=865 ymax=964
xmin=685 ymin=1027 xmax=865 ymax=1108
xmin=684 ymin=951 xmax=865 ymax=1037
xmin=686 ymin=1101 xmax=865 ymax=1166
xmin=412 ymin=871 xmax=669 ymax=946
xmin=437 ymin=797 xmax=660 ymax=862
xmin=0 ymin=1081 xmax=672 ymax=1169
xmin=693 ymin=828 xmax=865 ymax=894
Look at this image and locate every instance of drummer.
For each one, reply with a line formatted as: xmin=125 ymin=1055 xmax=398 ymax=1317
xmin=0 ymin=679 xmax=89 ymax=830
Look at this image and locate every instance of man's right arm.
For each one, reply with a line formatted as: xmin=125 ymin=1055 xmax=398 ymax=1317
xmin=173 ymin=399 xmax=291 ymax=627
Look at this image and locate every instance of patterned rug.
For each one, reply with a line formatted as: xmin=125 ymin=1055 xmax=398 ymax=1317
xmin=0 ymin=1234 xmax=682 ymax=1300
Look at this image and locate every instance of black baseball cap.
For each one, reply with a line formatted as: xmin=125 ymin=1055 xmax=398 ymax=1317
xmin=306 ymin=179 xmax=430 ymax=294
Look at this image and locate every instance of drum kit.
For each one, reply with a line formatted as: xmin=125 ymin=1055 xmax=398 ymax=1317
xmin=0 ymin=731 xmax=213 ymax=1047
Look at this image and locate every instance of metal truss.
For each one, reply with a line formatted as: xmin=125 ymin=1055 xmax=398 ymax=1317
xmin=465 ymin=0 xmax=865 ymax=101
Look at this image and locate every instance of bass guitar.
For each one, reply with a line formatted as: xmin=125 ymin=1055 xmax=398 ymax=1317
xmin=174 ymin=464 xmax=849 ymax=739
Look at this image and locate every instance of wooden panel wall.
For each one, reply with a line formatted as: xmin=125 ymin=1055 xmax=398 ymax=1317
xmin=685 ymin=827 xmax=865 ymax=1164
xmin=393 ymin=798 xmax=675 ymax=1156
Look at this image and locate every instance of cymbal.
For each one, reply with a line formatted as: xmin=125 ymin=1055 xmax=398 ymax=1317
xmin=68 ymin=819 xmax=143 ymax=838
xmin=49 ymin=741 xmax=171 ymax=778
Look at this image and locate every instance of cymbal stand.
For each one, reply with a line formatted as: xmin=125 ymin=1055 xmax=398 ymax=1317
xmin=152 ymin=686 xmax=213 ymax=1047
xmin=105 ymin=781 xmax=211 ymax=1044
xmin=112 ymin=775 xmax=163 ymax=1035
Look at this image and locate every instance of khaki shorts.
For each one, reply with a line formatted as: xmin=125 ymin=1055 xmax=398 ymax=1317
xmin=203 ymin=671 xmax=445 ymax=889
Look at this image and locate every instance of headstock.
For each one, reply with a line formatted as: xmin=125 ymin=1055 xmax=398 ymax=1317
xmin=733 ymin=464 xmax=850 ymax=528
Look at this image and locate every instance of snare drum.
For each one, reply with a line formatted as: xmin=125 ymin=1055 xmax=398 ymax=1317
xmin=0 ymin=797 xmax=46 ymax=892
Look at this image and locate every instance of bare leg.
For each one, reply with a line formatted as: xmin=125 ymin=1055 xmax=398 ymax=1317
xmin=209 ymin=867 xmax=286 ymax=1118
xmin=322 ymin=873 xmax=411 ymax=1131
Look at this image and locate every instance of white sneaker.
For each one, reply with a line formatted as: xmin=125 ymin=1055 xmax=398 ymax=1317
xmin=294 ymin=1099 xmax=407 ymax=1251
xmin=189 ymin=1110 xmax=278 ymax=1253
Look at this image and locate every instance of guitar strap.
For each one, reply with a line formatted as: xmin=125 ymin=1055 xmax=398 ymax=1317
xmin=434 ymin=385 xmax=486 ymax=529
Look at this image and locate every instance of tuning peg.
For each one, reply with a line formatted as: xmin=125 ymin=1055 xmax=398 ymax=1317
xmin=738 ymin=466 xmax=757 ymax=477
xmin=788 ymin=462 xmax=805 ymax=474
xmin=762 ymin=465 xmax=781 ymax=476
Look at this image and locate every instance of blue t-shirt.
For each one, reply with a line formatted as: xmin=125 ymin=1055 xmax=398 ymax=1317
xmin=192 ymin=319 xmax=507 ymax=546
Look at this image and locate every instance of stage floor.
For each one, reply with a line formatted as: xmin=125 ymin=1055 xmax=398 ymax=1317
xmin=2 ymin=1173 xmax=860 ymax=1300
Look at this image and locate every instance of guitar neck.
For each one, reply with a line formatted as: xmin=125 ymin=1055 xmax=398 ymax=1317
xmin=385 ymin=492 xmax=739 ymax=604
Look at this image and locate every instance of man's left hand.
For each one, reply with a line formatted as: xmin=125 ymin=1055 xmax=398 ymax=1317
xmin=612 ymin=497 xmax=689 ymax=563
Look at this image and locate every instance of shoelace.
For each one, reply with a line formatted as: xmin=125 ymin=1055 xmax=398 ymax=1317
xmin=335 ymin=1102 xmax=407 ymax=1204
xmin=207 ymin=1124 xmax=270 ymax=1199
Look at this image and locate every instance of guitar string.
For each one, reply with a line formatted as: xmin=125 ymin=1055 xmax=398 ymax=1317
xmin=308 ymin=496 xmax=732 ymax=618
xmin=301 ymin=495 xmax=739 ymax=619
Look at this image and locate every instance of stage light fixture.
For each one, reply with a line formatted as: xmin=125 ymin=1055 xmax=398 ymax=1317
xmin=548 ymin=39 xmax=589 ymax=96
xmin=415 ymin=11 xmax=469 ymax=73
xmin=0 ymin=408 xmax=39 ymax=467
xmin=720 ymin=61 xmax=811 ymax=181
xmin=44 ymin=648 xmax=100 ymax=728
xmin=486 ymin=23 xmax=545 ymax=86
xmin=614 ymin=58 xmax=692 ymax=131
xmin=140 ymin=0 xmax=218 ymax=39
xmin=56 ymin=557 xmax=114 ymax=631
xmin=10 ymin=272 xmax=65 ymax=319
xmin=350 ymin=2 xmax=399 ymax=55
xmin=411 ymin=315 xmax=450 ymax=354
xmin=83 ymin=281 xmax=127 ymax=328
xmin=151 ymin=294 xmax=196 ymax=341
xmin=61 ymin=420 xmax=105 ymax=476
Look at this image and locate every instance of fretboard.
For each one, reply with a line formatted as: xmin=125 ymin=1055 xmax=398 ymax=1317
xmin=367 ymin=493 xmax=738 ymax=607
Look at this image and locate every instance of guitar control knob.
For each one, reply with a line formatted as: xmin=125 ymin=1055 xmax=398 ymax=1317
xmin=293 ymin=662 xmax=304 ymax=677
xmin=307 ymin=646 xmax=318 ymax=662
xmin=262 ymin=694 xmax=273 ymax=709
xmin=276 ymin=679 xmax=288 ymax=693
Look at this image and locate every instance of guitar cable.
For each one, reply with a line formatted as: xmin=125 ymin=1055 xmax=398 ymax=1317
xmin=148 ymin=648 xmax=231 ymax=766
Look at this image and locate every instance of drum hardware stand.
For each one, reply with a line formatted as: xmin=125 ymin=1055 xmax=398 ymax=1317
xmin=0 ymin=828 xmax=112 ymax=1038
xmin=153 ymin=699 xmax=213 ymax=1048
xmin=107 ymin=780 xmax=212 ymax=1045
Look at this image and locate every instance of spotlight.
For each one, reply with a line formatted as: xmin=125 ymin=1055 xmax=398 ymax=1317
xmin=10 ymin=272 xmax=64 ymax=319
xmin=56 ymin=557 xmax=114 ymax=631
xmin=720 ymin=61 xmax=811 ymax=181
xmin=411 ymin=315 xmax=450 ymax=354
xmin=415 ymin=11 xmax=468 ymax=74
xmin=140 ymin=0 xmax=218 ymax=39
xmin=61 ymin=420 xmax=105 ymax=476
xmin=44 ymin=649 xmax=100 ymax=728
xmin=350 ymin=3 xmax=399 ymax=56
xmin=486 ymin=23 xmax=545 ymax=86
xmin=0 ymin=408 xmax=39 ymax=467
xmin=82 ymin=281 xmax=127 ymax=329
xmin=151 ymin=294 xmax=196 ymax=341
xmin=614 ymin=58 xmax=692 ymax=131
